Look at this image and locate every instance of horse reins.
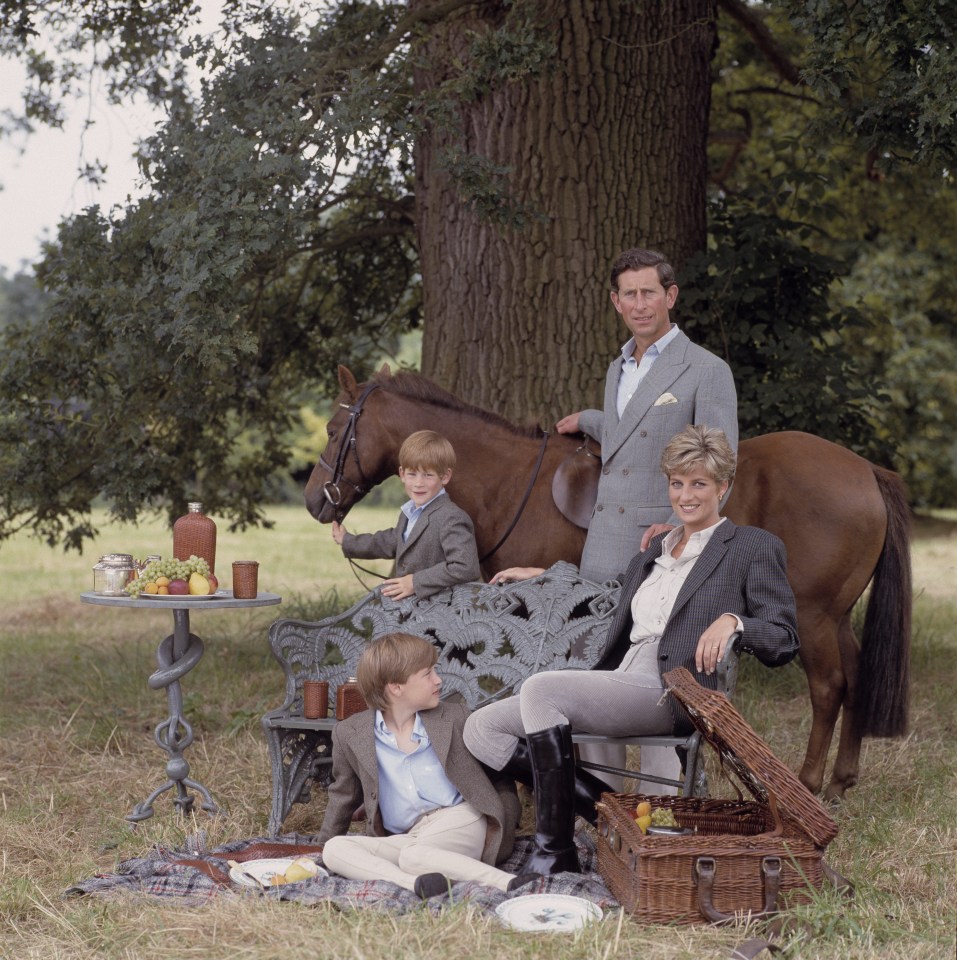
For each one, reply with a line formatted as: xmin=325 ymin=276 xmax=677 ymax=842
xmin=479 ymin=429 xmax=549 ymax=564
xmin=319 ymin=379 xmax=549 ymax=572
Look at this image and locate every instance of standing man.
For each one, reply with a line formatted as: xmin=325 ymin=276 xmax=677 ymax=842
xmin=556 ymin=247 xmax=738 ymax=585
xmin=553 ymin=248 xmax=738 ymax=794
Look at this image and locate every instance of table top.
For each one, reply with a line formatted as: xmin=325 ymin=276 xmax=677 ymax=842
xmin=80 ymin=590 xmax=282 ymax=610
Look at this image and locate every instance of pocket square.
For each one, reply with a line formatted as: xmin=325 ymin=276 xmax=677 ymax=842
xmin=654 ymin=392 xmax=679 ymax=406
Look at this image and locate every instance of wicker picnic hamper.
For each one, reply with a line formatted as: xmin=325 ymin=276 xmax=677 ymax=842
xmin=595 ymin=666 xmax=839 ymax=925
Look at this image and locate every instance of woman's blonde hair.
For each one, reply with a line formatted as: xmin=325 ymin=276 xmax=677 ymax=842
xmin=356 ymin=632 xmax=439 ymax=711
xmin=660 ymin=425 xmax=736 ymax=484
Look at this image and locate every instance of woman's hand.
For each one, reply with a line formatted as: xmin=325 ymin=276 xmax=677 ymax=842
xmin=331 ymin=521 xmax=347 ymax=545
xmin=694 ymin=614 xmax=739 ymax=675
xmin=489 ymin=566 xmax=546 ymax=585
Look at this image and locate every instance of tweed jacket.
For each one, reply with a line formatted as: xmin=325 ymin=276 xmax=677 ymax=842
xmin=592 ymin=519 xmax=799 ymax=733
xmin=577 ymin=329 xmax=738 ymax=584
xmin=341 ymin=494 xmax=481 ymax=598
xmin=315 ymin=701 xmax=518 ymax=866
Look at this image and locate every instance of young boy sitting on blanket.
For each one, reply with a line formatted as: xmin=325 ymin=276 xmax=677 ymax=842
xmin=316 ymin=633 xmax=540 ymax=899
xmin=331 ymin=430 xmax=481 ymax=600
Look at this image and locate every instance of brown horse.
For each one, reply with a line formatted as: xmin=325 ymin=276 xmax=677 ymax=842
xmin=305 ymin=366 xmax=912 ymax=801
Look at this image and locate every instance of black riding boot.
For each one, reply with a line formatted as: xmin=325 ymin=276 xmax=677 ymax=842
xmin=501 ymin=737 xmax=608 ymax=826
xmin=523 ymin=725 xmax=582 ymax=875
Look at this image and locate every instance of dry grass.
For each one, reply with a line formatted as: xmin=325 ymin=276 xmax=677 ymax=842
xmin=1 ymin=506 xmax=955 ymax=959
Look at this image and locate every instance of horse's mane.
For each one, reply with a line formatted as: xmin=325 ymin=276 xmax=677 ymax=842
xmin=371 ymin=370 xmax=543 ymax=438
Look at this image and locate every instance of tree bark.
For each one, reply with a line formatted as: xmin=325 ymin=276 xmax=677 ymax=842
xmin=413 ymin=0 xmax=716 ymax=424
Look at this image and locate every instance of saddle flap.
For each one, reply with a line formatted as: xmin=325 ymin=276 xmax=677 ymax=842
xmin=551 ymin=444 xmax=601 ymax=529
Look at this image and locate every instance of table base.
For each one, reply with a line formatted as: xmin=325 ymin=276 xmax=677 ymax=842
xmin=128 ymin=613 xmax=220 ymax=823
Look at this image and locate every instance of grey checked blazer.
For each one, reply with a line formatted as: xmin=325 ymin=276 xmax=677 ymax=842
xmin=592 ymin=519 xmax=799 ymax=733
xmin=315 ymin=701 xmax=518 ymax=865
xmin=341 ymin=494 xmax=481 ymax=598
xmin=577 ymin=329 xmax=738 ymax=584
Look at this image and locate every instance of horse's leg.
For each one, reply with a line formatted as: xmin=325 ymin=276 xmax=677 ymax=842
xmin=796 ymin=612 xmax=846 ymax=796
xmin=822 ymin=613 xmax=864 ymax=801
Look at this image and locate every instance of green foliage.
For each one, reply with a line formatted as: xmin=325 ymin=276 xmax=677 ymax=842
xmin=709 ymin=4 xmax=957 ymax=497
xmin=834 ymin=243 xmax=957 ymax=506
xmin=784 ymin=0 xmax=957 ymax=174
xmin=680 ymin=182 xmax=884 ymax=457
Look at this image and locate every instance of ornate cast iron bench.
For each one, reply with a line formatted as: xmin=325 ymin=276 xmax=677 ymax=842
xmin=262 ymin=562 xmax=617 ymax=833
xmin=262 ymin=561 xmax=738 ymax=835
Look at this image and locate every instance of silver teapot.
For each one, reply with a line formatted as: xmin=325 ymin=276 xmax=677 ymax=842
xmin=92 ymin=554 xmax=137 ymax=596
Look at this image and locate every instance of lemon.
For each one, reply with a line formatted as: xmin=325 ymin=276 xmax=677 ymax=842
xmin=635 ymin=814 xmax=652 ymax=834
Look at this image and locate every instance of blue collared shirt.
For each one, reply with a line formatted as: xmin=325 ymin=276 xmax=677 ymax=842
xmin=616 ymin=323 xmax=681 ymax=417
xmin=373 ymin=710 xmax=463 ymax=834
xmin=399 ymin=489 xmax=446 ymax=542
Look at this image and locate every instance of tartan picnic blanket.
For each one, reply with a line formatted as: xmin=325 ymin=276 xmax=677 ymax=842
xmin=65 ymin=826 xmax=620 ymax=917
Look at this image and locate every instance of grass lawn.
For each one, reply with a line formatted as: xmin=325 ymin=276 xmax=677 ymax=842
xmin=0 ymin=505 xmax=954 ymax=959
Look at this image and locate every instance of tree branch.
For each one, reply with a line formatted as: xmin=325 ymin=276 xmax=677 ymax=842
xmin=717 ymin=0 xmax=803 ymax=87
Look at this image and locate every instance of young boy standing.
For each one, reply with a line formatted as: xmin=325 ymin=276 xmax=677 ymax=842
xmin=331 ymin=430 xmax=481 ymax=600
xmin=316 ymin=633 xmax=538 ymax=898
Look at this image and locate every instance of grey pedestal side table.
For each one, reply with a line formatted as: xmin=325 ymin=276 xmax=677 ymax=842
xmin=81 ymin=590 xmax=281 ymax=822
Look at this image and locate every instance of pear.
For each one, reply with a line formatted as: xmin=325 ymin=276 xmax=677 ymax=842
xmin=188 ymin=572 xmax=211 ymax=595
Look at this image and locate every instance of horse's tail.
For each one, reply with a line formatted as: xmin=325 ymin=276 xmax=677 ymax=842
xmin=855 ymin=466 xmax=912 ymax=738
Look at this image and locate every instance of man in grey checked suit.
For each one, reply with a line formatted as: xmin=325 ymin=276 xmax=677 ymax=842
xmin=557 ymin=247 xmax=738 ymax=585
xmin=556 ymin=247 xmax=738 ymax=791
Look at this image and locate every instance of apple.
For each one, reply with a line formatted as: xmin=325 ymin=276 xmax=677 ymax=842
xmin=207 ymin=574 xmax=219 ymax=594
xmin=168 ymin=579 xmax=189 ymax=595
xmin=188 ymin=572 xmax=211 ymax=595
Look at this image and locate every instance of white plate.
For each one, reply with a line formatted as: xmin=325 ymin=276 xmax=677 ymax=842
xmin=495 ymin=893 xmax=602 ymax=932
xmin=228 ymin=857 xmax=327 ymax=887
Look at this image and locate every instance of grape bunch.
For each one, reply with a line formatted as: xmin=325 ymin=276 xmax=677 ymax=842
xmin=650 ymin=806 xmax=679 ymax=828
xmin=126 ymin=555 xmax=211 ymax=597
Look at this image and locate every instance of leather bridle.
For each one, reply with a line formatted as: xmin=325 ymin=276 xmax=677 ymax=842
xmin=319 ymin=382 xmax=380 ymax=522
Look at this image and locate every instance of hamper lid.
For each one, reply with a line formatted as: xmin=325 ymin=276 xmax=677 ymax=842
xmin=663 ymin=666 xmax=838 ymax=848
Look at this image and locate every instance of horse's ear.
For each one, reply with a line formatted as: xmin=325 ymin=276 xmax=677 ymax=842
xmin=337 ymin=365 xmax=358 ymax=401
xmin=378 ymin=362 xmax=391 ymax=376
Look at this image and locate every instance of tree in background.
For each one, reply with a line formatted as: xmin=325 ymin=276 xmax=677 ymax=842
xmin=0 ymin=0 xmax=955 ymax=550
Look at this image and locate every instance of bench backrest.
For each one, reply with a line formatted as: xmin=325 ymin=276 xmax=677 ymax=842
xmin=267 ymin=561 xmax=622 ymax=712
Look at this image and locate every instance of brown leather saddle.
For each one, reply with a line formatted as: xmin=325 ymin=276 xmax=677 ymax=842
xmin=551 ymin=439 xmax=601 ymax=529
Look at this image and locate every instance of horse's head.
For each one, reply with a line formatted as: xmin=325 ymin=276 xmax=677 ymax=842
xmin=304 ymin=365 xmax=397 ymax=523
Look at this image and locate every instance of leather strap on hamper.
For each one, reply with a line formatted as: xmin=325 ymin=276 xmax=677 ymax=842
xmin=694 ymin=855 xmax=783 ymax=924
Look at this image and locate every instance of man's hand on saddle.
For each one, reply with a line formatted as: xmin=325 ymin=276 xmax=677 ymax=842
xmin=694 ymin=613 xmax=740 ymax=676
xmin=331 ymin=521 xmax=347 ymax=545
xmin=555 ymin=411 xmax=582 ymax=434
xmin=382 ymin=574 xmax=415 ymax=600
xmin=490 ymin=566 xmax=546 ymax=585
xmin=641 ymin=523 xmax=675 ymax=551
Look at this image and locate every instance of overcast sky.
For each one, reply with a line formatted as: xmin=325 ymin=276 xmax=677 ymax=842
xmin=0 ymin=65 xmax=160 ymax=275
xmin=0 ymin=2 xmax=223 ymax=275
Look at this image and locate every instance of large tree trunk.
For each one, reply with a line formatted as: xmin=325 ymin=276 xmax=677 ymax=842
xmin=413 ymin=0 xmax=716 ymax=424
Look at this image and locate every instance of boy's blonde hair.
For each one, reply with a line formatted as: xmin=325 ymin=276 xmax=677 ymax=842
xmin=660 ymin=424 xmax=736 ymax=485
xmin=356 ymin=632 xmax=439 ymax=711
xmin=398 ymin=430 xmax=456 ymax=474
